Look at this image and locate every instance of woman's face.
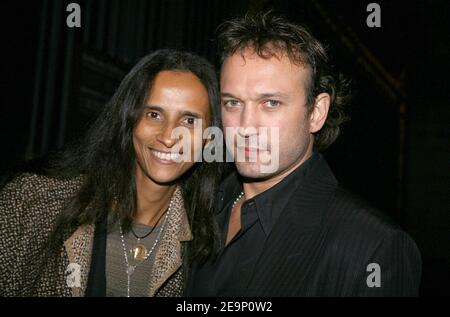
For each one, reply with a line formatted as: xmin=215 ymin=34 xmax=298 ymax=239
xmin=133 ymin=70 xmax=211 ymax=185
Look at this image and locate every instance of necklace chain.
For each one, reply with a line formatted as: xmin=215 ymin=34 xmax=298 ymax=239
xmin=129 ymin=207 xmax=168 ymax=240
xmin=118 ymin=198 xmax=173 ymax=297
xmin=232 ymin=191 xmax=244 ymax=209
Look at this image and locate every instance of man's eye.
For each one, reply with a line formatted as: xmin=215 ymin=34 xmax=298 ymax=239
xmin=264 ymin=100 xmax=281 ymax=108
xmin=147 ymin=111 xmax=160 ymax=119
xmin=223 ymin=100 xmax=240 ymax=108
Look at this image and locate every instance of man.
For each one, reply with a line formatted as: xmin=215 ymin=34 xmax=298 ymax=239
xmin=186 ymin=13 xmax=421 ymax=296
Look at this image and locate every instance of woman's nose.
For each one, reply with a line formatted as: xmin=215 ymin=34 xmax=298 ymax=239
xmin=156 ymin=123 xmax=178 ymax=148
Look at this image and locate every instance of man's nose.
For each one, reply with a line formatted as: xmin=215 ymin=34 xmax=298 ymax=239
xmin=238 ymin=105 xmax=258 ymax=137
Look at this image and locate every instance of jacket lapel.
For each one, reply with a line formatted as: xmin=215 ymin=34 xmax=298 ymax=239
xmin=64 ymin=224 xmax=95 ymax=297
xmin=63 ymin=186 xmax=191 ymax=297
xmin=148 ymin=186 xmax=192 ymax=296
xmin=246 ymin=155 xmax=338 ymax=296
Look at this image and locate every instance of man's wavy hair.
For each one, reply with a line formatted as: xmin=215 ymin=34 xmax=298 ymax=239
xmin=217 ymin=12 xmax=350 ymax=150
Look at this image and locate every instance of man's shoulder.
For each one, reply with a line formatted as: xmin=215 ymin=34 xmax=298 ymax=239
xmin=320 ymin=188 xmax=421 ymax=295
xmin=326 ymin=186 xmax=399 ymax=233
xmin=321 ymin=186 xmax=419 ymax=260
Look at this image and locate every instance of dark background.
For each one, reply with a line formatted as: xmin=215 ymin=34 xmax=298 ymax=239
xmin=0 ymin=0 xmax=448 ymax=296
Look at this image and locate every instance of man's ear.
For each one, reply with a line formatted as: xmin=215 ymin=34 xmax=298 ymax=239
xmin=309 ymin=93 xmax=330 ymax=133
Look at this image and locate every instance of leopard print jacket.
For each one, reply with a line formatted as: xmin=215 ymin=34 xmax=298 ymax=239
xmin=0 ymin=173 xmax=192 ymax=296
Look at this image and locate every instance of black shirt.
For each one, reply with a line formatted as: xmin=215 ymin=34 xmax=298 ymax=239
xmin=186 ymin=153 xmax=319 ymax=296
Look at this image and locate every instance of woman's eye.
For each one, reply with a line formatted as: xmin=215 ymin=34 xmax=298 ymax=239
xmin=147 ymin=111 xmax=160 ymax=119
xmin=184 ymin=117 xmax=197 ymax=125
xmin=264 ymin=100 xmax=281 ymax=108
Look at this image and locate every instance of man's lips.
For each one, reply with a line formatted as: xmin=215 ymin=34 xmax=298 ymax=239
xmin=237 ymin=146 xmax=270 ymax=154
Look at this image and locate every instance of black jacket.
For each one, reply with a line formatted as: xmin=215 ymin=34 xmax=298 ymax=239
xmin=187 ymin=154 xmax=421 ymax=296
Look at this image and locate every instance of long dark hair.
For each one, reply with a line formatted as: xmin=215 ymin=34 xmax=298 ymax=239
xmin=44 ymin=49 xmax=222 ymax=268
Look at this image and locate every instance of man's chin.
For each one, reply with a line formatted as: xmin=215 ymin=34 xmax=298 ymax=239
xmin=235 ymin=162 xmax=277 ymax=181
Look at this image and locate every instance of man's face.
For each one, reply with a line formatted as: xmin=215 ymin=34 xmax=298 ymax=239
xmin=220 ymin=49 xmax=315 ymax=180
xmin=133 ymin=70 xmax=210 ymax=185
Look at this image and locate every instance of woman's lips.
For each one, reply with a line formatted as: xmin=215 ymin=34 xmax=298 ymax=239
xmin=149 ymin=149 xmax=182 ymax=164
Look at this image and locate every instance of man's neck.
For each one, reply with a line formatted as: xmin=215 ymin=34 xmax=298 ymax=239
xmin=134 ymin=166 xmax=176 ymax=226
xmin=243 ymin=150 xmax=313 ymax=200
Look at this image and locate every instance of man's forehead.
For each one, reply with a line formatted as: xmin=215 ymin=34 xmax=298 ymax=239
xmin=221 ymin=50 xmax=309 ymax=89
xmin=221 ymin=49 xmax=308 ymax=76
xmin=224 ymin=44 xmax=306 ymax=65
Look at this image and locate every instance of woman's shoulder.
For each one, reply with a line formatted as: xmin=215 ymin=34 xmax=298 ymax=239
xmin=1 ymin=172 xmax=84 ymax=210
xmin=3 ymin=172 xmax=83 ymax=193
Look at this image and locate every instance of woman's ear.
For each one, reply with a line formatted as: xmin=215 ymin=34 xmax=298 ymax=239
xmin=309 ymin=93 xmax=330 ymax=133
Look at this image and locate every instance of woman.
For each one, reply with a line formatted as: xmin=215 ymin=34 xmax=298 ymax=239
xmin=0 ymin=50 xmax=222 ymax=296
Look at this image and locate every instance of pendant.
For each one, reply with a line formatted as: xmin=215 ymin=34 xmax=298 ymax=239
xmin=130 ymin=244 xmax=148 ymax=263
xmin=126 ymin=265 xmax=136 ymax=276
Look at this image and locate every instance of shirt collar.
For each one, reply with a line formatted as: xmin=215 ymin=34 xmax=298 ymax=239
xmin=220 ymin=152 xmax=320 ymax=236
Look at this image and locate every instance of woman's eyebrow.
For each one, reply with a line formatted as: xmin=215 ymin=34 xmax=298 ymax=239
xmin=144 ymin=105 xmax=164 ymax=112
xmin=180 ymin=110 xmax=202 ymax=119
xmin=145 ymin=105 xmax=202 ymax=119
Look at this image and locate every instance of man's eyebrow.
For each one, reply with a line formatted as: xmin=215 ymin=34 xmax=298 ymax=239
xmin=144 ymin=105 xmax=202 ymax=119
xmin=257 ymin=92 xmax=289 ymax=99
xmin=221 ymin=92 xmax=241 ymax=100
xmin=221 ymin=92 xmax=289 ymax=100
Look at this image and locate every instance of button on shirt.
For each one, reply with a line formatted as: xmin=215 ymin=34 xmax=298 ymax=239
xmin=187 ymin=153 xmax=319 ymax=296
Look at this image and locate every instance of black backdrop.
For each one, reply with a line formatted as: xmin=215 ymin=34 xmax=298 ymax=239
xmin=1 ymin=0 xmax=448 ymax=296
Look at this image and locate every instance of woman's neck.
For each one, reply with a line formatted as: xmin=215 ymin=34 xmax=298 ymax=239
xmin=134 ymin=167 xmax=176 ymax=226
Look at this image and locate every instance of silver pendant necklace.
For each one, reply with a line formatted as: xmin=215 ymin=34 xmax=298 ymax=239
xmin=118 ymin=198 xmax=172 ymax=297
